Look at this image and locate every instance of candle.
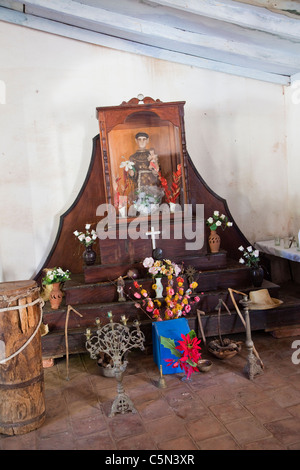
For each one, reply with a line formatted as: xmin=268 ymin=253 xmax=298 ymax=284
xmin=121 ymin=315 xmax=127 ymax=325
xmin=85 ymin=328 xmax=91 ymax=340
xmin=95 ymin=317 xmax=101 ymax=327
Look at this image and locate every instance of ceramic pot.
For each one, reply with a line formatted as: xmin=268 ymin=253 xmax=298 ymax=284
xmin=250 ymin=266 xmax=264 ymax=287
xmin=154 ymin=277 xmax=163 ymax=298
xmin=49 ymin=282 xmax=63 ymax=310
xmin=83 ymin=245 xmax=96 ymax=265
xmin=208 ymin=230 xmax=221 ymax=253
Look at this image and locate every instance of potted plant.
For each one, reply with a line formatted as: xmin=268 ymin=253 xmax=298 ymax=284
xmin=206 ymin=211 xmax=233 ymax=253
xmin=42 ymin=267 xmax=71 ymax=309
xmin=74 ymin=224 xmax=97 ymax=265
xmin=238 ymin=245 xmax=264 ymax=287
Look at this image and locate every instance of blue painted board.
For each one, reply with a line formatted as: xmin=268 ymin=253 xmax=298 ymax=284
xmin=152 ymin=318 xmax=190 ymax=374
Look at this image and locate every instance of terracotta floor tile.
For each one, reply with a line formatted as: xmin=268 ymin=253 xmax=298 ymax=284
xmin=287 ymin=403 xmax=300 ymax=419
xmin=171 ymin=400 xmax=210 ymax=421
xmin=195 ymin=383 xmax=235 ymax=406
xmin=37 ymin=431 xmax=76 ymax=450
xmin=158 ymin=435 xmax=198 ymax=450
xmin=1 ymin=431 xmax=38 ymax=450
xmin=270 ymin=385 xmax=300 ymax=408
xmin=70 ymin=413 xmax=108 ymax=437
xmin=3 ymin=332 xmax=300 ymax=451
xmin=185 ymin=415 xmax=227 ymax=442
xmin=264 ymin=417 xmax=300 ymax=445
xmin=136 ymin=397 xmax=173 ymax=421
xmin=107 ymin=412 xmax=145 ymax=441
xmin=209 ymin=400 xmax=252 ymax=423
xmin=117 ymin=432 xmax=157 ymax=450
xmin=243 ymin=437 xmax=286 ymax=450
xmin=224 ymin=417 xmax=272 ymax=445
xmin=198 ymin=434 xmax=241 ymax=450
xmin=143 ymin=415 xmax=187 ymax=443
xmin=74 ymin=430 xmax=116 ymax=450
xmin=234 ymin=384 xmax=269 ymax=405
xmin=245 ymin=399 xmax=292 ymax=423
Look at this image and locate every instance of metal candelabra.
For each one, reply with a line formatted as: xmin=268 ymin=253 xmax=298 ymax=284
xmin=85 ymin=312 xmax=145 ymax=417
xmin=239 ymin=296 xmax=263 ymax=380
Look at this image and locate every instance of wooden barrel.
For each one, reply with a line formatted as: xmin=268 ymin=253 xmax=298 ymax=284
xmin=0 ymin=280 xmax=46 ymax=435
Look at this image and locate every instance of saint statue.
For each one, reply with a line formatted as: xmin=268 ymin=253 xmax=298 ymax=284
xmin=128 ymin=132 xmax=160 ymax=190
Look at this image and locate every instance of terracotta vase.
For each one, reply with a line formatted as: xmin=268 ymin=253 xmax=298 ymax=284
xmin=83 ymin=245 xmax=96 ymax=265
xmin=49 ymin=282 xmax=63 ymax=310
xmin=250 ymin=266 xmax=264 ymax=287
xmin=208 ymin=230 xmax=221 ymax=253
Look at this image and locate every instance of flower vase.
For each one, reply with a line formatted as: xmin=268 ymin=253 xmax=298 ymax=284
xmin=83 ymin=245 xmax=96 ymax=266
xmin=49 ymin=282 xmax=63 ymax=310
xmin=154 ymin=277 xmax=163 ymax=298
xmin=118 ymin=206 xmax=127 ymax=218
xmin=169 ymin=202 xmax=176 ymax=213
xmin=250 ymin=266 xmax=264 ymax=287
xmin=208 ymin=230 xmax=221 ymax=253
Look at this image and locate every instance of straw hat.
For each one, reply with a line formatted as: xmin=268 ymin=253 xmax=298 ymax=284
xmin=248 ymin=289 xmax=283 ymax=310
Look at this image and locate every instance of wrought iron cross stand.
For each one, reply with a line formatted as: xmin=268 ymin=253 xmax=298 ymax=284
xmin=85 ymin=313 xmax=145 ymax=417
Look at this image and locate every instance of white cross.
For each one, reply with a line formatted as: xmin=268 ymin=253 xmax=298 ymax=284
xmin=145 ymin=226 xmax=161 ymax=250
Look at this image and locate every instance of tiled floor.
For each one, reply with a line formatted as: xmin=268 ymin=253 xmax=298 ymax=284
xmin=1 ymin=331 xmax=300 ymax=450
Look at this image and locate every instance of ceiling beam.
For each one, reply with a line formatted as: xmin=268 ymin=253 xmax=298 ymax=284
xmin=146 ymin=0 xmax=300 ymax=41
xmin=7 ymin=0 xmax=300 ymax=70
xmin=0 ymin=6 xmax=290 ymax=85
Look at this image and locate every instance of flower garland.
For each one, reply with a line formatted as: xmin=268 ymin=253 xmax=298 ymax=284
xmin=161 ymin=330 xmax=202 ymax=379
xmin=157 ymin=164 xmax=182 ymax=204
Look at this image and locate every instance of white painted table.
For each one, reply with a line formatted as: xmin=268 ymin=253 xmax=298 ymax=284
xmin=254 ymin=239 xmax=300 ymax=263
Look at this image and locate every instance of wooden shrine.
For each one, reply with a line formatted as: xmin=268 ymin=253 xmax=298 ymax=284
xmin=35 ymin=96 xmax=299 ymax=359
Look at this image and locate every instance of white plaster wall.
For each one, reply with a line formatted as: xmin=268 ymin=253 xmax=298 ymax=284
xmin=0 ymin=21 xmax=298 ymax=281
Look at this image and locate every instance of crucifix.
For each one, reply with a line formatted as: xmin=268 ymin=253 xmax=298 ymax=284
xmin=145 ymin=226 xmax=163 ymax=260
xmin=145 ymin=226 xmax=161 ymax=250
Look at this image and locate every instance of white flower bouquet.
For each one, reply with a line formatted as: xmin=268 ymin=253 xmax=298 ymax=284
xmin=42 ymin=267 xmax=71 ymax=285
xmin=238 ymin=245 xmax=260 ymax=268
xmin=73 ymin=224 xmax=97 ymax=247
xmin=206 ymin=210 xmax=233 ymax=231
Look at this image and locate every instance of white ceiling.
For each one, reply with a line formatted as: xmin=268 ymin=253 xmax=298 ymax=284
xmin=1 ymin=0 xmax=300 ymax=85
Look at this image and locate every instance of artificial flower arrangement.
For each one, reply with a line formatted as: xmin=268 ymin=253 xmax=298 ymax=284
xmin=238 ymin=245 xmax=260 ymax=268
xmin=73 ymin=224 xmax=97 ymax=246
xmin=143 ymin=256 xmax=181 ymax=278
xmin=42 ymin=267 xmax=71 ymax=285
xmin=157 ymin=163 xmax=182 ymax=204
xmin=206 ymin=211 xmax=233 ymax=231
xmin=133 ymin=186 xmax=163 ymax=215
xmin=130 ymin=276 xmax=200 ymax=321
xmin=114 ymin=157 xmax=135 ymax=209
xmin=161 ymin=330 xmax=202 ymax=380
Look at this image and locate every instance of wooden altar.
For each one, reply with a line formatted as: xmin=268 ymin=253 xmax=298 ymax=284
xmin=35 ymin=97 xmax=298 ymax=359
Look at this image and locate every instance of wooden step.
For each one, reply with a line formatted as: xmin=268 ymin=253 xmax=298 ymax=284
xmin=41 ymin=281 xmax=300 ymax=359
xmin=43 ymin=279 xmax=280 ymax=333
xmin=65 ymin=262 xmax=256 ymax=306
xmin=83 ymin=251 xmax=228 ymax=283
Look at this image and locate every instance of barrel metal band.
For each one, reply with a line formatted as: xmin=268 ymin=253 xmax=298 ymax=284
xmin=0 ymin=371 xmax=44 ymax=390
xmin=0 ymin=410 xmax=46 ymax=429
